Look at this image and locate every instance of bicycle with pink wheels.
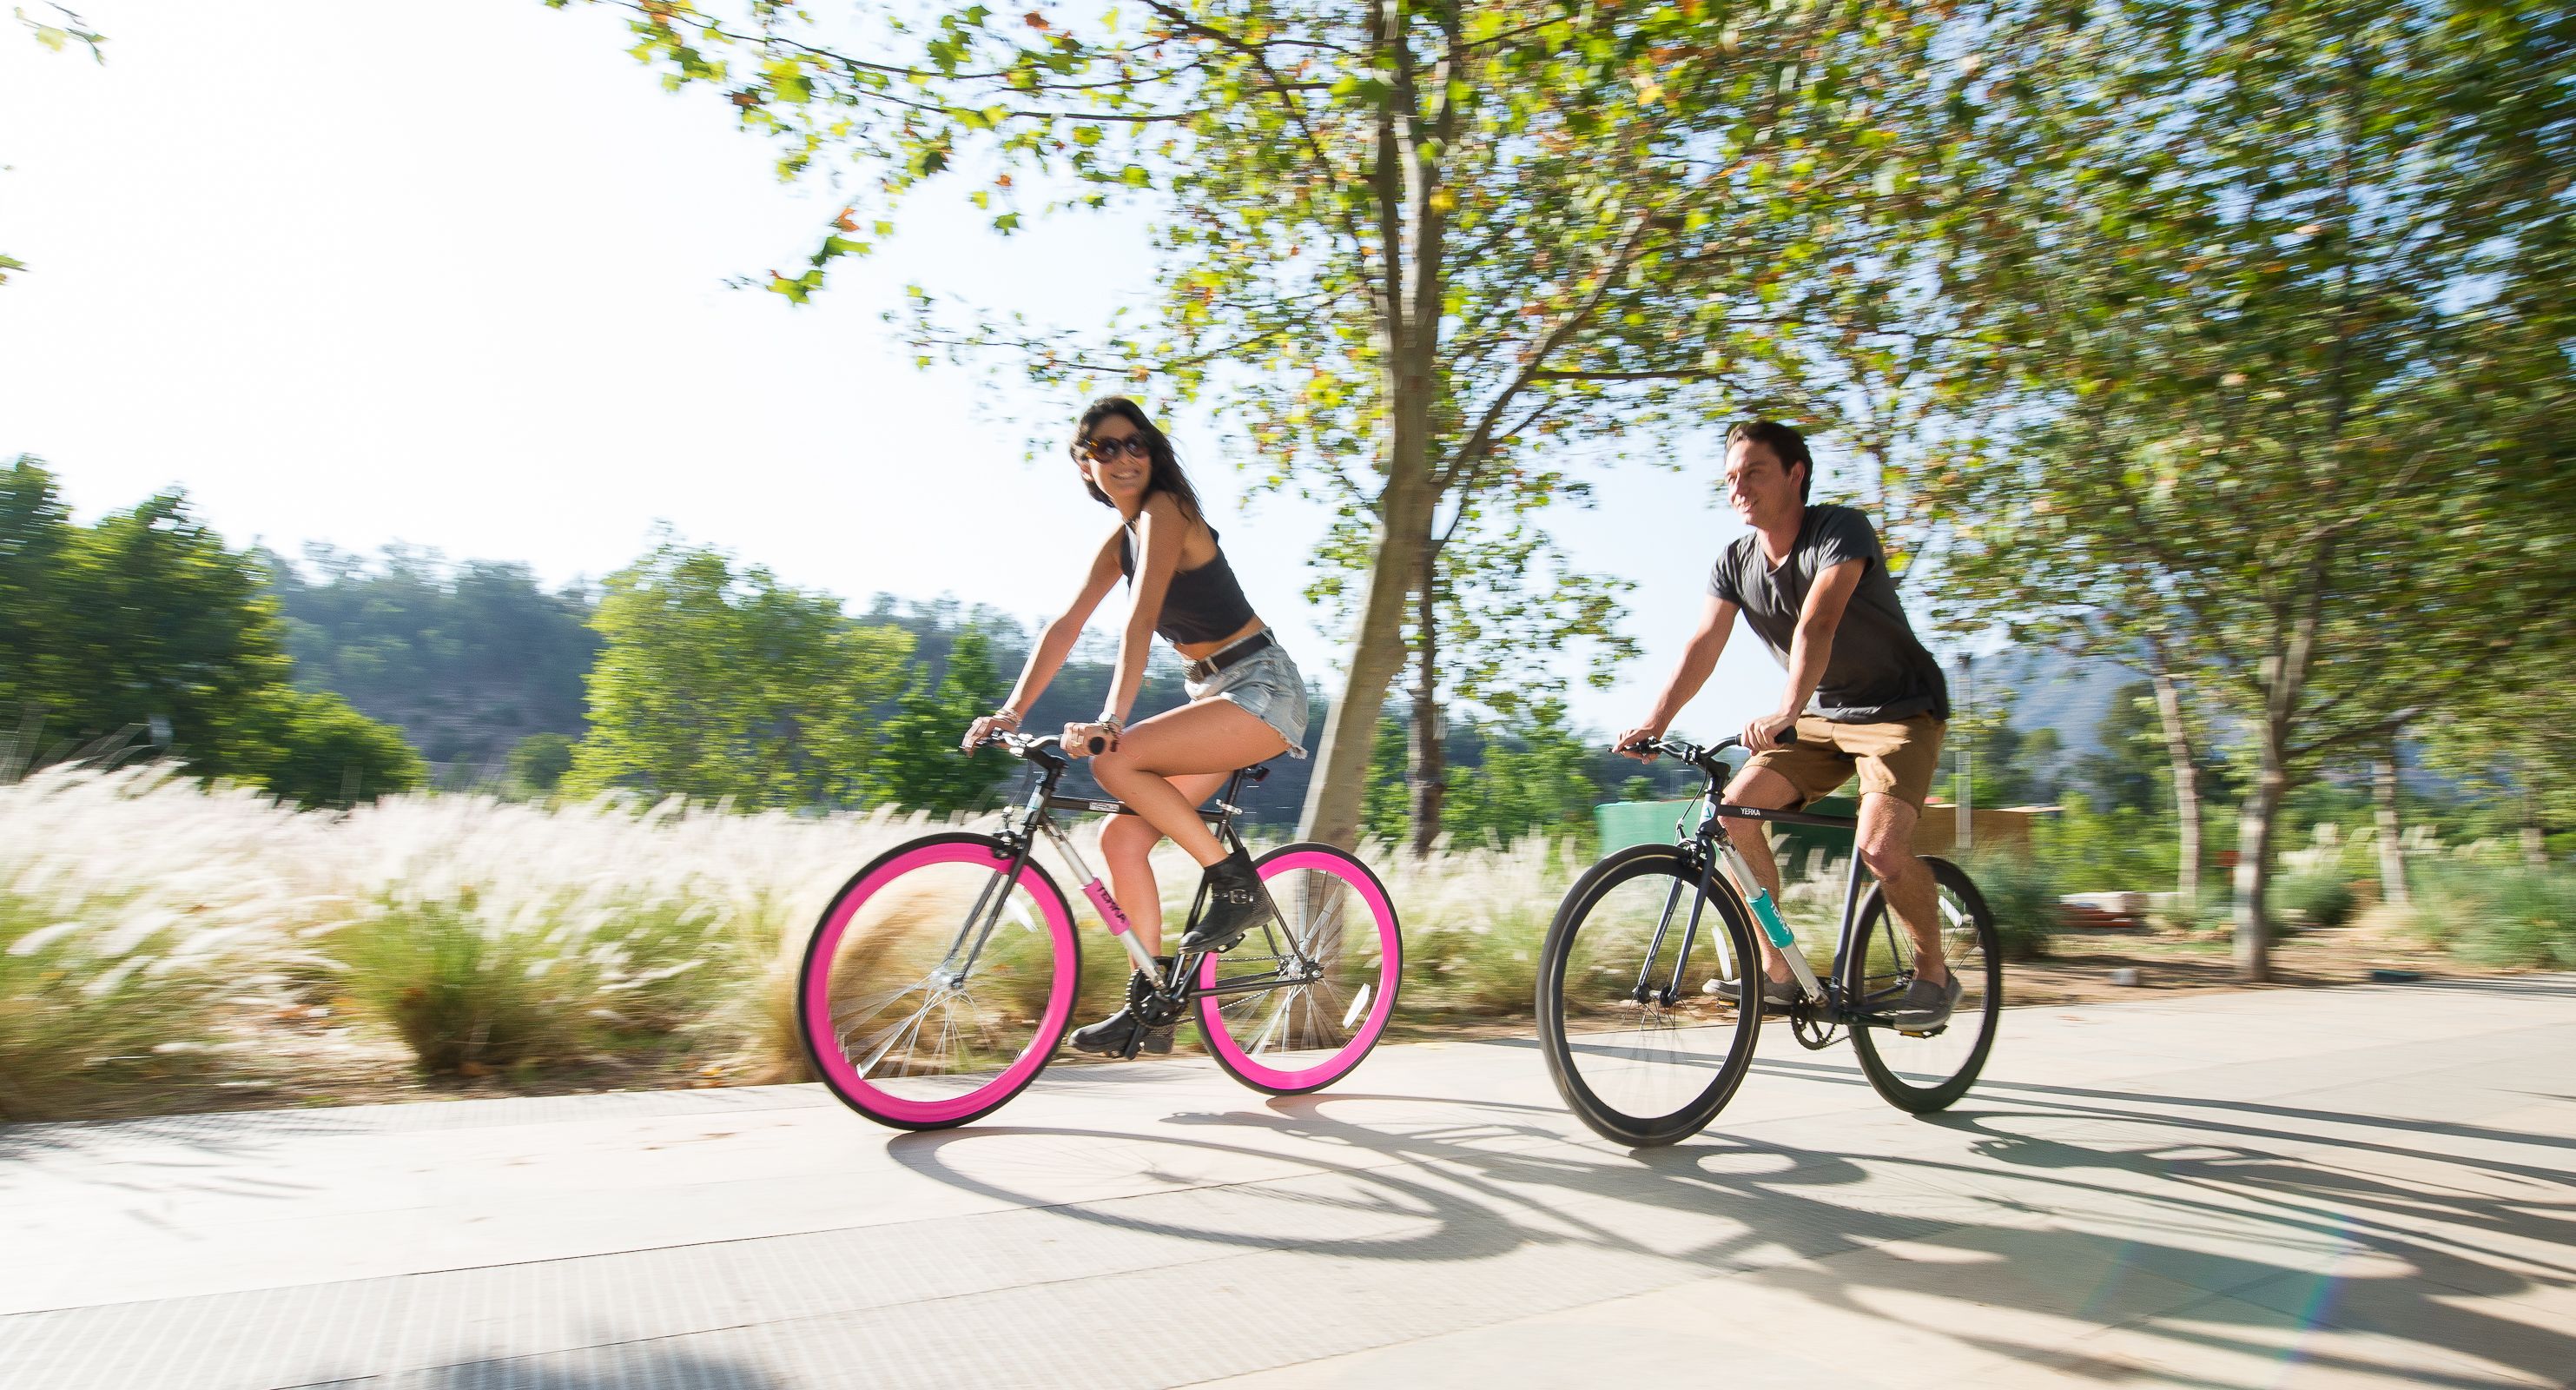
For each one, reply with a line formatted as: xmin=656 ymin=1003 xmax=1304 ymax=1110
xmin=797 ymin=731 xmax=1404 ymax=1129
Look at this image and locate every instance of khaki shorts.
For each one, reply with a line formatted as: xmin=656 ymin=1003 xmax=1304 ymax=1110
xmin=1743 ymin=714 xmax=1948 ymax=813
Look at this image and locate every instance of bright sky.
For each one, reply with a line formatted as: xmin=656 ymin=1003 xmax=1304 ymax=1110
xmin=0 ymin=1 xmax=1861 ymax=739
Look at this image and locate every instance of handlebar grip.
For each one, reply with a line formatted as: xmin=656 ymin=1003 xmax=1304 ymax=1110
xmin=1087 ymin=735 xmax=1109 ymax=756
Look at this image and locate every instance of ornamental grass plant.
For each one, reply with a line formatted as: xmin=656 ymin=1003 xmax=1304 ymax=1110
xmin=0 ymin=765 xmax=321 ymax=1119
xmin=1385 ymin=835 xmax=1581 ymax=1020
xmin=0 ymin=765 xmax=930 ymax=1109
xmin=2414 ymin=860 xmax=2576 ymax=970
xmin=12 ymin=757 xmax=2563 ymax=1122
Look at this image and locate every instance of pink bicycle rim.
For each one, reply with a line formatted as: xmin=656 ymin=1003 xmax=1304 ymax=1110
xmin=804 ymin=841 xmax=1077 ymax=1126
xmin=1197 ymin=849 xmax=1398 ymax=1089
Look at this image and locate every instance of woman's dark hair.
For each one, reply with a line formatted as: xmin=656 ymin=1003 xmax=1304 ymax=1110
xmin=1727 ymin=420 xmax=1814 ymax=502
xmin=1070 ymin=396 xmax=1205 ymax=520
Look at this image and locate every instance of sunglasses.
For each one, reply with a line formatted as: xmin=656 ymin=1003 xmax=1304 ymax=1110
xmin=1085 ymin=435 xmax=1152 ymax=461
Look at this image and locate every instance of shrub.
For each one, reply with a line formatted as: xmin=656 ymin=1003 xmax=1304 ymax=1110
xmin=2028 ymin=794 xmax=2175 ymax=896
xmin=2414 ymin=863 xmax=2576 ymax=969
xmin=1959 ymin=851 xmax=2060 ymax=962
xmin=239 ymin=688 xmax=426 ymax=808
xmin=2275 ymin=872 xmax=2358 ymax=930
xmin=507 ymin=734 xmax=577 ymax=796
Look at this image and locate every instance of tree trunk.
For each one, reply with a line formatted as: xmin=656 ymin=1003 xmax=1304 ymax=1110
xmin=1305 ymin=19 xmax=1450 ymax=851
xmin=1297 ymin=403 xmax=1438 ymax=849
xmin=1407 ymin=559 xmax=1444 ymax=857
xmin=2149 ymin=657 xmax=2202 ymax=920
xmin=2373 ymin=732 xmax=2408 ymax=908
xmin=2524 ymin=783 xmax=2550 ymax=871
xmin=2233 ymin=747 xmax=2288 ymax=982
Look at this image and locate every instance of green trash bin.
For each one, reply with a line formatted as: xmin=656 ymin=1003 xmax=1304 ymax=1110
xmin=1593 ymin=795 xmax=1860 ymax=866
xmin=1594 ymin=798 xmax=1705 ymax=851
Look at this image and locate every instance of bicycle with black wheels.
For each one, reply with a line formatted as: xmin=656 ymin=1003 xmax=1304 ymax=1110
xmin=1536 ymin=732 xmax=2001 ymax=1147
xmin=796 ymin=731 xmax=1404 ymax=1130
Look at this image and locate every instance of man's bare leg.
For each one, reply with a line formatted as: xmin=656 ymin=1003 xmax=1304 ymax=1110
xmin=1856 ymin=792 xmax=1947 ymax=985
xmin=1718 ymin=765 xmax=1802 ymax=985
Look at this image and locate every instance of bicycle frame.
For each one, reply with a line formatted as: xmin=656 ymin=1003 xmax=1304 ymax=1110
xmin=962 ymin=738 xmax=1319 ymax=1003
xmin=1647 ymin=737 xmax=1924 ymax=1031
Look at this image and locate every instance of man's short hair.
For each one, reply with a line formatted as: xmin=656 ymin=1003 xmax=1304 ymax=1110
xmin=1727 ymin=420 xmax=1814 ymax=502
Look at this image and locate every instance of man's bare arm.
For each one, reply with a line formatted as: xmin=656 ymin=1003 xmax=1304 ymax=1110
xmin=1617 ymin=594 xmax=1738 ymax=758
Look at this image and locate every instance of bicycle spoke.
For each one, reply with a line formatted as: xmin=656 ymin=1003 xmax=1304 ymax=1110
xmin=1851 ymin=863 xmax=2000 ymax=1112
xmin=855 ymin=990 xmax=943 ymax=1079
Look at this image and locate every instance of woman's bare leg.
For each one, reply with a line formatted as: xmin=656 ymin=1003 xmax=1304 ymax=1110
xmin=1087 ymin=698 xmax=1290 ymax=868
xmin=1095 ymin=771 xmax=1229 ymax=956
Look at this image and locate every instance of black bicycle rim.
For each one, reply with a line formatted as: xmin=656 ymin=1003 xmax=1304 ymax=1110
xmin=1537 ymin=844 xmax=1765 ymax=1147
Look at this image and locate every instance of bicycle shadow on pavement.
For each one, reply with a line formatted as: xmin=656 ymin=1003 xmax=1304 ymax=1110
xmin=888 ymin=1074 xmax=2574 ymax=1387
xmin=415 ymin=1346 xmax=791 ymax=1389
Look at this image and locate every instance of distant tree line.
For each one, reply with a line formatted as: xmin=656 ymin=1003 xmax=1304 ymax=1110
xmin=2 ymin=459 xmax=421 ymax=805
xmin=1 ymin=464 xmax=1680 ymax=833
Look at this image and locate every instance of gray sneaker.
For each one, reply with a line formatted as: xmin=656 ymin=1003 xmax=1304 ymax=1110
xmin=1891 ymin=971 xmax=1965 ymax=1028
xmin=1707 ymin=976 xmax=1800 ymax=1008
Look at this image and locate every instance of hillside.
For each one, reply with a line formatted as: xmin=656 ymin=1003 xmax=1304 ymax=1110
xmin=1980 ymin=645 xmax=2142 ymax=764
xmin=268 ymin=546 xmax=598 ymax=776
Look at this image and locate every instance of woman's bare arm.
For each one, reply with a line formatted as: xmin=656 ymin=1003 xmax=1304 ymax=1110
xmin=1103 ymin=495 xmax=1187 ymax=727
xmin=961 ymin=533 xmax=1123 ymax=749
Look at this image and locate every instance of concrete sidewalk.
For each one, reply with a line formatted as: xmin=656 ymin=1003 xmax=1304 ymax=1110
xmin=3 ymin=976 xmax=2572 ymax=1389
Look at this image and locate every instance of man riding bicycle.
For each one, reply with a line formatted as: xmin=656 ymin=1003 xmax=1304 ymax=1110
xmin=1616 ymin=421 xmax=1960 ymax=1026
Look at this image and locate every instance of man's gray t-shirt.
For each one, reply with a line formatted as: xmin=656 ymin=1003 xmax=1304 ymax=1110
xmin=1707 ymin=504 xmax=1952 ymax=723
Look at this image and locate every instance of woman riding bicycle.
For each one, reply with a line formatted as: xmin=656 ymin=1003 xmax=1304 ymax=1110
xmin=958 ymin=397 xmax=1310 ymax=1059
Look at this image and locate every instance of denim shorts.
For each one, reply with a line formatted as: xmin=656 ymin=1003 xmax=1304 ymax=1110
xmin=1185 ymin=639 xmax=1310 ymax=758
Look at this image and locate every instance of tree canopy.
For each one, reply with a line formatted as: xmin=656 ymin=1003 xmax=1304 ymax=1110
xmin=1904 ymin=0 xmax=2576 ymax=975
xmin=566 ymin=533 xmax=916 ymax=808
xmin=545 ymin=0 xmax=1980 ymax=846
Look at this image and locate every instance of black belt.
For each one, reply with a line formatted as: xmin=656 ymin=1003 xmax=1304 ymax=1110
xmin=1186 ymin=628 xmax=1275 ymax=683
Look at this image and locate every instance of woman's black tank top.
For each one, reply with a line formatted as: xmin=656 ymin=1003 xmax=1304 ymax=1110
xmin=1119 ymin=521 xmax=1258 ymax=645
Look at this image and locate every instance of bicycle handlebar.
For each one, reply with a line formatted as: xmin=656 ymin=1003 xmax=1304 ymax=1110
xmin=1615 ymin=728 xmax=1796 ymax=779
xmin=981 ymin=728 xmax=1117 ymax=758
xmin=976 ymin=731 xmax=1072 ymax=763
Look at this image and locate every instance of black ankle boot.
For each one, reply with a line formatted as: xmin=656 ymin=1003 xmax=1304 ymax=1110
xmin=1178 ymin=846 xmax=1273 ymax=953
xmin=1067 ymin=966 xmax=1175 ymax=1057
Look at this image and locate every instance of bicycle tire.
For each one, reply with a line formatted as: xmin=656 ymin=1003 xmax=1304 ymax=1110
xmin=797 ymin=831 xmax=1081 ymax=1130
xmin=1536 ymin=843 xmax=1765 ymax=1147
xmin=1196 ymin=842 xmax=1404 ymax=1095
xmin=1846 ymin=856 xmax=2001 ymax=1114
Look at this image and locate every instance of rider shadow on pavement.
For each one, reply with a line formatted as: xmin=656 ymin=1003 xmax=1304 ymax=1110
xmin=0 ymin=1110 xmax=346 ymax=1208
xmin=888 ymin=1069 xmax=2574 ymax=1387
